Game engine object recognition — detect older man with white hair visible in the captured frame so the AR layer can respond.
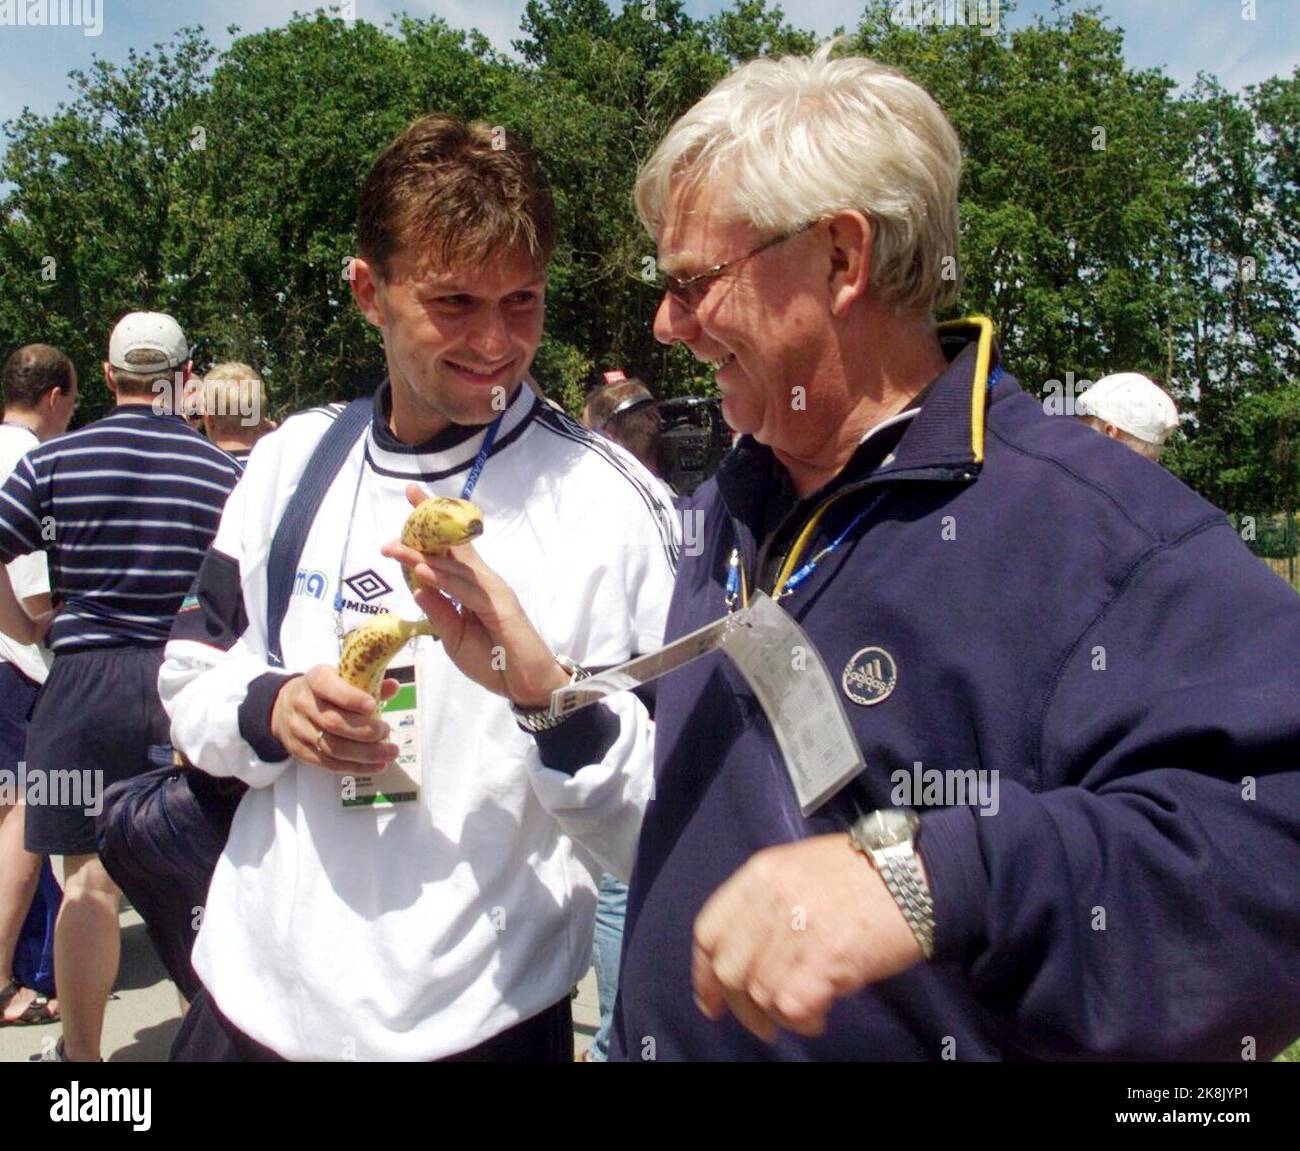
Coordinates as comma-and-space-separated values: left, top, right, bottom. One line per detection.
612, 44, 1300, 1061
409, 45, 1300, 1062
1075, 371, 1179, 462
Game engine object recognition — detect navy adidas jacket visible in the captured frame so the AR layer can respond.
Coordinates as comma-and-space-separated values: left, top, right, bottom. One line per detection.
610, 330, 1300, 1061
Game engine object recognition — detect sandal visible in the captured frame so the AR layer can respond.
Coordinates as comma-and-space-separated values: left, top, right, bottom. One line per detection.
0, 987, 59, 1027
0, 978, 20, 1013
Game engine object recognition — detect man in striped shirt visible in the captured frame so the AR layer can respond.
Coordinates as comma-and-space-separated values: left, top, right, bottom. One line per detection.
0, 312, 240, 1061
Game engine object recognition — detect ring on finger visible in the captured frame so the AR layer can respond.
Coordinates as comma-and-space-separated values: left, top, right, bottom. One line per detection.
315, 728, 328, 755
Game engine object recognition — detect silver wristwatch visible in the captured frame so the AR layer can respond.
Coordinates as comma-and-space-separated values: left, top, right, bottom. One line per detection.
849, 808, 936, 961
510, 656, 591, 733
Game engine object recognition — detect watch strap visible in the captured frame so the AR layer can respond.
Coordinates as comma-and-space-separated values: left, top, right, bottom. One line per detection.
871, 841, 936, 961
511, 657, 591, 733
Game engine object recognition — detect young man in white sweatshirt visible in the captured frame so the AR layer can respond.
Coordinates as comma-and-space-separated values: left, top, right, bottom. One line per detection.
158, 114, 676, 1061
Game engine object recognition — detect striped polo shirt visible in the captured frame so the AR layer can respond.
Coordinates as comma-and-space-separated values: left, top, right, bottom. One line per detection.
0, 403, 241, 651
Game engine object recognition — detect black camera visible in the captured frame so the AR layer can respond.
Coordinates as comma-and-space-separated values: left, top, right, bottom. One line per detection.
657, 396, 730, 495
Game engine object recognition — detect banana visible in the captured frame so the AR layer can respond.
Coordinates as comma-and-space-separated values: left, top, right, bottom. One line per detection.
337, 613, 437, 698
399, 496, 484, 593
402, 495, 483, 552
335, 500, 485, 696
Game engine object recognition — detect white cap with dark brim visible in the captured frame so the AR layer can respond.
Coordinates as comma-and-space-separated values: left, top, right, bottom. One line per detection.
107, 312, 189, 372
1076, 372, 1179, 445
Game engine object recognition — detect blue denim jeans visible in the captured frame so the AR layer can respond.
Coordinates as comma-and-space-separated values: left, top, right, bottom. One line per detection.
590, 872, 627, 1061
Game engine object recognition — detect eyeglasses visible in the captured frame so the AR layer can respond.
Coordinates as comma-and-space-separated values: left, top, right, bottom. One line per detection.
656, 223, 813, 310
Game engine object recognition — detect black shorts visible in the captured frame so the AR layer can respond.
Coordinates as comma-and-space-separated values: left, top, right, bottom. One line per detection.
172, 986, 575, 1062
23, 646, 171, 857
0, 661, 40, 776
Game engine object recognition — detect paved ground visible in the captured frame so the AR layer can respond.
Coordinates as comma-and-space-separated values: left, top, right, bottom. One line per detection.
1, 902, 601, 1062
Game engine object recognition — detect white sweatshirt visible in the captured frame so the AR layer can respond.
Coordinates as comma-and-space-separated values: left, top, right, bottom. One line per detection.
159, 384, 677, 1060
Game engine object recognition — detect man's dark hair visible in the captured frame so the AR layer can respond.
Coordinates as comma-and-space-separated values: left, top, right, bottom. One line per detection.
2, 343, 75, 410
583, 378, 663, 476
607, 403, 664, 476
357, 113, 556, 277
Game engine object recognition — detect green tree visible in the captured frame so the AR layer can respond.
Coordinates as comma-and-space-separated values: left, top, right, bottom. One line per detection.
857, 1, 1189, 396
190, 11, 434, 411
0, 27, 215, 417
1157, 74, 1299, 519
0, 1, 1292, 516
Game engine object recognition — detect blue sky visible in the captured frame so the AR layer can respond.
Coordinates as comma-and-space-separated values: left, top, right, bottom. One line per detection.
0, 0, 1295, 141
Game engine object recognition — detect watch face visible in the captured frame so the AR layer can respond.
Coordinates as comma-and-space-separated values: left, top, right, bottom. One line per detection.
861, 808, 919, 848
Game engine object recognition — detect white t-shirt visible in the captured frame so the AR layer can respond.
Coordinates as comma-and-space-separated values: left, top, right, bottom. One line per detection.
0, 422, 52, 684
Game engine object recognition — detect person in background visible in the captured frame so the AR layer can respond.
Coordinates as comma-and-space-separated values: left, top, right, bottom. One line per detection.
0, 344, 77, 1028
582, 373, 667, 481
201, 362, 277, 465
577, 370, 674, 1062
1075, 372, 1178, 463
0, 312, 240, 1061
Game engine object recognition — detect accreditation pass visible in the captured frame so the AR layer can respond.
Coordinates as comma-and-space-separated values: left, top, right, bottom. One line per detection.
340, 658, 420, 810
551, 591, 863, 815
722, 593, 865, 815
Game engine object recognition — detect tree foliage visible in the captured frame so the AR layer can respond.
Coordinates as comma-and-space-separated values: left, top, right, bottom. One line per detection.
0, 1, 1295, 527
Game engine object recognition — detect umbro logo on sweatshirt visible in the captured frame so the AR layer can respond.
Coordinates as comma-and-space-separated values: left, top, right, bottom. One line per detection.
343, 569, 393, 602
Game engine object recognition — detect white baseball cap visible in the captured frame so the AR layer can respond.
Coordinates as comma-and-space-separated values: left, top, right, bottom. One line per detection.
107, 312, 189, 372
1076, 373, 1179, 445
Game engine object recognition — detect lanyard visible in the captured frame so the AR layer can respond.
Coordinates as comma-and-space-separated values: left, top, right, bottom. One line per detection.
723, 359, 1003, 613
724, 487, 883, 611
775, 489, 890, 598
332, 413, 503, 636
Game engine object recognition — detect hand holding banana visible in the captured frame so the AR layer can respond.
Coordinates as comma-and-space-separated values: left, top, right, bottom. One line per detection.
271, 496, 486, 772
334, 495, 485, 698
381, 483, 569, 710
269, 665, 401, 773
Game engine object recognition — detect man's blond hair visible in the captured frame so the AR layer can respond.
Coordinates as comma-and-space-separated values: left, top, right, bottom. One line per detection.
202, 362, 268, 437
